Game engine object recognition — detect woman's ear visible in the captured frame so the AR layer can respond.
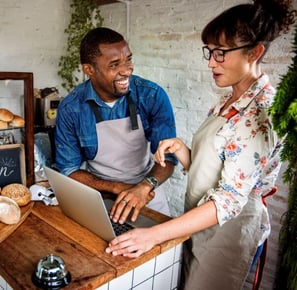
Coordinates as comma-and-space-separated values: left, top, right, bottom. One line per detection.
82, 64, 95, 77
249, 44, 265, 62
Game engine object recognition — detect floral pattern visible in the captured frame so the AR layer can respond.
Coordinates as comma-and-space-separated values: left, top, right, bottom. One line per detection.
200, 74, 283, 240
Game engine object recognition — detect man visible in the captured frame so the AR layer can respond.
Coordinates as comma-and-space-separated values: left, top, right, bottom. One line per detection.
55, 27, 177, 224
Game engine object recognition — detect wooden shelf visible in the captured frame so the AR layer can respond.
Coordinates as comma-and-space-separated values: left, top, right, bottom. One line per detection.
96, 0, 119, 5
96, 0, 131, 5
0, 72, 34, 187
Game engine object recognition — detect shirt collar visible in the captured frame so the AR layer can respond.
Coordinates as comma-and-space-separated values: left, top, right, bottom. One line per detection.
84, 79, 130, 107
221, 73, 271, 112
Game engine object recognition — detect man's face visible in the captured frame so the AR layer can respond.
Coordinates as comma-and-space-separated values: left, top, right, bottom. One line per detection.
86, 40, 134, 102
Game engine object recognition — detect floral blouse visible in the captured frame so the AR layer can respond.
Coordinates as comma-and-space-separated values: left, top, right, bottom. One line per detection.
200, 74, 283, 236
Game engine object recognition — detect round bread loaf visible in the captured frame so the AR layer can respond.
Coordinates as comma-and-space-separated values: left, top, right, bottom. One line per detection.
1, 183, 31, 206
0, 120, 8, 129
0, 108, 14, 122
0, 196, 21, 224
9, 115, 25, 127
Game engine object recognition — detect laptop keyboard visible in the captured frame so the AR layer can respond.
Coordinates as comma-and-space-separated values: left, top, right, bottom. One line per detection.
110, 219, 134, 236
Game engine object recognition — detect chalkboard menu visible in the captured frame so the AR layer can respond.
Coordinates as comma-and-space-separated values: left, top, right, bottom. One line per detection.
0, 144, 26, 188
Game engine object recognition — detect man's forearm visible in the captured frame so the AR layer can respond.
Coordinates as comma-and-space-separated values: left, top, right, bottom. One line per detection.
69, 169, 134, 194
145, 161, 175, 185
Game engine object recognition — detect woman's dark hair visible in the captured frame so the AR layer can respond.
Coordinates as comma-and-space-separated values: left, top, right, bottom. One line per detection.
80, 27, 124, 64
201, 0, 296, 51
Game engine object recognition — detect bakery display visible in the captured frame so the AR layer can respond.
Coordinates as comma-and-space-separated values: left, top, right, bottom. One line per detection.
0, 108, 14, 122
9, 114, 25, 127
1, 183, 31, 207
0, 108, 25, 129
0, 120, 8, 130
0, 196, 21, 224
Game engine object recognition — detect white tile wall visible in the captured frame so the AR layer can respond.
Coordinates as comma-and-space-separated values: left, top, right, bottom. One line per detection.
155, 247, 175, 274
153, 267, 173, 290
133, 277, 153, 290
132, 257, 155, 286
95, 244, 183, 290
0, 276, 12, 290
108, 270, 133, 290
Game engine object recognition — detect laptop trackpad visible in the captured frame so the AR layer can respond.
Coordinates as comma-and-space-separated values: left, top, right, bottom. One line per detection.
104, 199, 157, 228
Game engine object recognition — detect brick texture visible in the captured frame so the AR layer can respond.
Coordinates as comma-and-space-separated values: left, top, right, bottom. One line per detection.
0, 0, 296, 289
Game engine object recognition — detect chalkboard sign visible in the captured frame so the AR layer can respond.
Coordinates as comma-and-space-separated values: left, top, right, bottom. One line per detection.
0, 144, 26, 188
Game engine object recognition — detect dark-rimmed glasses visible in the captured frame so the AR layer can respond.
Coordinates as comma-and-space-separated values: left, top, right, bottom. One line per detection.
202, 44, 255, 63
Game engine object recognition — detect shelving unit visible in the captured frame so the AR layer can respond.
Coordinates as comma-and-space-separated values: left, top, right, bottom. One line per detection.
0, 72, 34, 186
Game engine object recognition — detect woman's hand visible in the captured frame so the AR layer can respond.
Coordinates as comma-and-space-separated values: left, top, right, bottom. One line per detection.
154, 138, 183, 166
154, 138, 191, 170
105, 228, 157, 258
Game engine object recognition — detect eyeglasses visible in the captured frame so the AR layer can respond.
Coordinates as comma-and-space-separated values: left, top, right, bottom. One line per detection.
202, 44, 255, 63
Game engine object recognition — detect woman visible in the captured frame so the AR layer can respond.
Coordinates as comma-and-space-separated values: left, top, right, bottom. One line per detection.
106, 1, 296, 289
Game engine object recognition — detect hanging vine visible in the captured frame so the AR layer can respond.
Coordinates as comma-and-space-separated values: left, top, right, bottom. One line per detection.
58, 0, 104, 92
269, 24, 297, 290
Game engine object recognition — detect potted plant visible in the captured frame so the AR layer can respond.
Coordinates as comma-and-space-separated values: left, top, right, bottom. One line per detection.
58, 0, 104, 92
269, 24, 297, 290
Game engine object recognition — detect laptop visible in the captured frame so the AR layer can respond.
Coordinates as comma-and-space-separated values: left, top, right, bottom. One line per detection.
43, 166, 157, 241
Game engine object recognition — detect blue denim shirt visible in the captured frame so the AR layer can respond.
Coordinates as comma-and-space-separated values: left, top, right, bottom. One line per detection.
55, 75, 177, 176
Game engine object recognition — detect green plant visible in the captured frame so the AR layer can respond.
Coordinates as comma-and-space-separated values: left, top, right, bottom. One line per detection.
58, 0, 104, 92
269, 24, 297, 290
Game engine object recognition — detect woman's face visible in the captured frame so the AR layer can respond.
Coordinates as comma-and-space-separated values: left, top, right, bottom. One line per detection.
206, 43, 254, 89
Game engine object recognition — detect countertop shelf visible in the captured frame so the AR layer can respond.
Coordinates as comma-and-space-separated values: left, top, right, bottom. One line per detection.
0, 200, 188, 289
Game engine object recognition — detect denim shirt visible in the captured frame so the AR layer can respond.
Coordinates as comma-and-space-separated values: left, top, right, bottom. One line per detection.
55, 75, 177, 176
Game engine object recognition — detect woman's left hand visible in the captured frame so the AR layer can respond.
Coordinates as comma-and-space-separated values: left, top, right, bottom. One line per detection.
105, 228, 156, 258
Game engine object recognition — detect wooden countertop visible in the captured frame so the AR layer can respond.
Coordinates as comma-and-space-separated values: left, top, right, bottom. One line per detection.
0, 201, 188, 289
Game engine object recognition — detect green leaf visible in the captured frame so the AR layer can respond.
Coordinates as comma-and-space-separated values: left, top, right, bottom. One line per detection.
58, 0, 104, 92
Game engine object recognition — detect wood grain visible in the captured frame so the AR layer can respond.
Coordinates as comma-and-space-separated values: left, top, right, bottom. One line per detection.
0, 200, 189, 289
0, 214, 115, 289
0, 201, 34, 243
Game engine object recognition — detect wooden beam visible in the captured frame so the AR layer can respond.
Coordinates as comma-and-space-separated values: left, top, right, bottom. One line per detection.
96, 0, 119, 5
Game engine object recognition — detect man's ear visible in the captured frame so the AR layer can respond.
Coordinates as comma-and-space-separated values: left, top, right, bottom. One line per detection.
249, 44, 265, 62
82, 64, 95, 77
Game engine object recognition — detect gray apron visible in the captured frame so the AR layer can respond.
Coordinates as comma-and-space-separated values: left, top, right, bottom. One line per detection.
86, 97, 170, 215
182, 114, 264, 290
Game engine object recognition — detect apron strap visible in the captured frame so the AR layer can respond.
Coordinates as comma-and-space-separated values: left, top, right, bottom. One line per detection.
127, 93, 139, 130
88, 100, 103, 123
87, 93, 139, 130
252, 186, 277, 290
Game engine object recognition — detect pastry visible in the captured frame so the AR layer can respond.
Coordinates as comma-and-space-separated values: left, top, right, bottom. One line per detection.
0, 120, 8, 129
9, 115, 25, 127
1, 183, 31, 206
0, 196, 21, 224
0, 108, 14, 122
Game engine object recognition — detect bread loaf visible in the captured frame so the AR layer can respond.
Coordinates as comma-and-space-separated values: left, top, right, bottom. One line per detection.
9, 115, 25, 127
0, 196, 21, 224
0, 108, 14, 122
1, 183, 31, 206
0, 120, 8, 129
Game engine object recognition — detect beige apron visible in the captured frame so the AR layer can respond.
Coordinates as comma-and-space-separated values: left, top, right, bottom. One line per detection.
181, 114, 264, 290
86, 99, 170, 215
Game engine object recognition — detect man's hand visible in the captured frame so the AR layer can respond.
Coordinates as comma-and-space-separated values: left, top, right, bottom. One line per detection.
109, 182, 155, 224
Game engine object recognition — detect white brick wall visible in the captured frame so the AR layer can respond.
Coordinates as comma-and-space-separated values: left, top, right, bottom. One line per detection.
0, 0, 296, 289
0, 0, 71, 94
99, 1, 296, 289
